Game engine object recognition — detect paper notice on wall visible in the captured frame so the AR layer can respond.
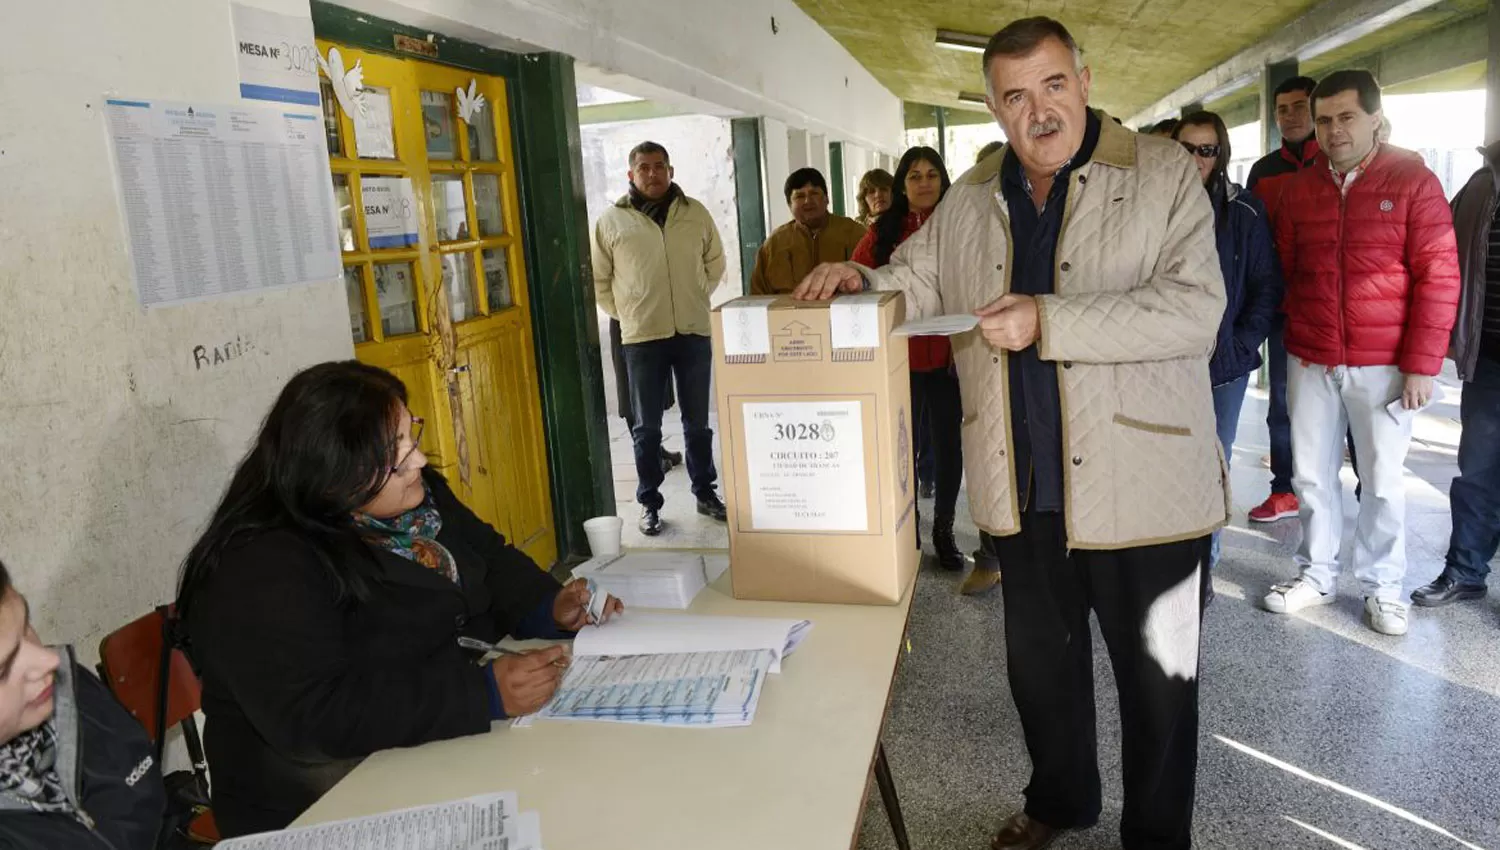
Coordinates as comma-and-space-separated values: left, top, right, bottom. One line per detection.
352, 87, 396, 159
104, 98, 340, 309
742, 401, 868, 531
230, 3, 321, 106
830, 292, 885, 348
361, 177, 419, 248
721, 296, 777, 356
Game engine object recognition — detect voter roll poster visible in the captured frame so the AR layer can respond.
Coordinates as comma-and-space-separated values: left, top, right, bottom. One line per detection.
105, 98, 341, 309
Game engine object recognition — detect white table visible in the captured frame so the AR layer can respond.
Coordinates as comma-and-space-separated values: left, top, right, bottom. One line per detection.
293, 557, 916, 849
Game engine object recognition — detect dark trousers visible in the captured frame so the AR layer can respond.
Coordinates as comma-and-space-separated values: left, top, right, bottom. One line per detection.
1267, 317, 1294, 494
914, 382, 935, 486
984, 514, 1207, 850
622, 333, 716, 509
910, 368, 963, 519
1447, 356, 1500, 585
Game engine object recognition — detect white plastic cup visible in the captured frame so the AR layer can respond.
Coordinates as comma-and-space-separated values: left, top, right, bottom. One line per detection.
583, 516, 624, 557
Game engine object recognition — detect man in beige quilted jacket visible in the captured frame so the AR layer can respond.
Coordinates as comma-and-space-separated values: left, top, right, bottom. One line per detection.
795, 17, 1226, 850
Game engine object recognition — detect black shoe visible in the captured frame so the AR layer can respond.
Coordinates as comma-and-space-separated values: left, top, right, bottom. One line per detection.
932, 515, 964, 571
919, 480, 935, 500
696, 492, 728, 521
639, 506, 663, 536
660, 447, 683, 469
1411, 575, 1486, 607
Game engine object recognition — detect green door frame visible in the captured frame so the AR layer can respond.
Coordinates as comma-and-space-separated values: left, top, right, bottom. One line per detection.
311, 2, 613, 562
730, 117, 767, 295
829, 141, 846, 217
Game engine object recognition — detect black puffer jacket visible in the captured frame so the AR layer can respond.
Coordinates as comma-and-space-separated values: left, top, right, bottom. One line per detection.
0, 650, 166, 850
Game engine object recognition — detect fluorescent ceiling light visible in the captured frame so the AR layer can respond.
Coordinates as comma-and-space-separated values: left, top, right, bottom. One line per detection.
957, 91, 988, 106
936, 29, 987, 54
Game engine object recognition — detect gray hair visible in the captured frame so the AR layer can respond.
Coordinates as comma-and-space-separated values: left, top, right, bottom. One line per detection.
982, 17, 1085, 97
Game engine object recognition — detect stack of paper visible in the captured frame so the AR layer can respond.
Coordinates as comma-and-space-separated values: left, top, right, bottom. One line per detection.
520, 613, 813, 729
571, 552, 730, 610
216, 792, 541, 850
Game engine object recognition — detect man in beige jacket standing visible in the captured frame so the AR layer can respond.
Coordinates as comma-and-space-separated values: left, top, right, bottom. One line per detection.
796, 18, 1226, 850
594, 141, 727, 536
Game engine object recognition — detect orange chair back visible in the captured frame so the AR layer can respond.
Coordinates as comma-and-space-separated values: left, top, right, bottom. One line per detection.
97, 607, 202, 740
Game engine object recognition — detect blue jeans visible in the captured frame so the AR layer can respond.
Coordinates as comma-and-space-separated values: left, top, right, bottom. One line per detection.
622, 334, 717, 509
1210, 374, 1250, 566
1266, 317, 1294, 494
1446, 356, 1500, 585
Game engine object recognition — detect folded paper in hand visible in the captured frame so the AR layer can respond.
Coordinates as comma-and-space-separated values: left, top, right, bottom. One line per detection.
892, 314, 981, 337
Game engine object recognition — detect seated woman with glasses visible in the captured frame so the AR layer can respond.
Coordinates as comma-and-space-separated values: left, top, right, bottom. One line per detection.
1171, 112, 1284, 586
174, 361, 622, 837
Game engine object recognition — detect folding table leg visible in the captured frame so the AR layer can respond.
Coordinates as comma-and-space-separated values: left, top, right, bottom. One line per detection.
874, 740, 911, 850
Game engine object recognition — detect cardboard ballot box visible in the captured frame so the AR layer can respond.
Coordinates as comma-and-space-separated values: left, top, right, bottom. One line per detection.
711, 291, 919, 605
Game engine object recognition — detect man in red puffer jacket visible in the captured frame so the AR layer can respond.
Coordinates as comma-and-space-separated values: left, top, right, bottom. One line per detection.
1261, 70, 1460, 636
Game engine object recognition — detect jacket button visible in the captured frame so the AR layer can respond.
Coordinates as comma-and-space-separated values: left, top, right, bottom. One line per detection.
1063, 361, 1073, 369
454, 615, 465, 628
1072, 455, 1083, 466
992, 355, 1000, 364
1060, 262, 1071, 272
997, 449, 1006, 457
995, 263, 1003, 270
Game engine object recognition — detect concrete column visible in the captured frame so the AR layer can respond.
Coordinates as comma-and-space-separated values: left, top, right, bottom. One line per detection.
809, 133, 829, 174
1262, 59, 1300, 157
762, 118, 792, 230
1488, 0, 1500, 144
787, 127, 811, 171
935, 106, 948, 164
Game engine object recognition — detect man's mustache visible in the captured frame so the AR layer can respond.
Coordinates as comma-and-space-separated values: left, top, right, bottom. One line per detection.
1028, 118, 1063, 138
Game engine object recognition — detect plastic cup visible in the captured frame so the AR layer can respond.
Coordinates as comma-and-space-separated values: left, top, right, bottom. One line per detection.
583, 516, 624, 557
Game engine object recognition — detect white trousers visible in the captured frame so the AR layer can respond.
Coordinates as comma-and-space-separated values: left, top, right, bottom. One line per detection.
1287, 358, 1414, 601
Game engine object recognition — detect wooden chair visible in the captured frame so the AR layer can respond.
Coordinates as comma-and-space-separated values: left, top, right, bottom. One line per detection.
97, 606, 219, 845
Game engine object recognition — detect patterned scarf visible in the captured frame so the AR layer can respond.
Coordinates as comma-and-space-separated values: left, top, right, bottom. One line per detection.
629, 182, 682, 228
354, 494, 460, 585
0, 721, 77, 821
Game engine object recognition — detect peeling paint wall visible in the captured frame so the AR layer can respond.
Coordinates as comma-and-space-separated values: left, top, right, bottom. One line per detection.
580, 115, 742, 419
0, 0, 351, 660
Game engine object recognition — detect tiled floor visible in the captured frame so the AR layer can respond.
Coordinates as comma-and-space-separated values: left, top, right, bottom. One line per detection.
609, 368, 1500, 850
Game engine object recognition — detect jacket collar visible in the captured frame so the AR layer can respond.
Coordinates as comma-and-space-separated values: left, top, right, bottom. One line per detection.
968, 108, 1123, 187
1281, 137, 1320, 167
0, 649, 81, 814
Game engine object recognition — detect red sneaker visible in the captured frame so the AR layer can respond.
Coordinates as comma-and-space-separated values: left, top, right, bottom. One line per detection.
1249, 492, 1300, 523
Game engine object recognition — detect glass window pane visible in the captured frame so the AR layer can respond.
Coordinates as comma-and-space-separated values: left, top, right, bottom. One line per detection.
473, 174, 504, 237
332, 174, 355, 252
321, 80, 343, 156
442, 252, 477, 323
375, 262, 420, 336
421, 91, 458, 160
431, 174, 468, 241
353, 87, 397, 160
482, 248, 512, 311
344, 266, 368, 343
466, 104, 498, 161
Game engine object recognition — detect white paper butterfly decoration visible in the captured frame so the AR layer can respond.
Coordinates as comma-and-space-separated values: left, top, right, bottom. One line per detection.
316, 46, 367, 118
456, 79, 486, 123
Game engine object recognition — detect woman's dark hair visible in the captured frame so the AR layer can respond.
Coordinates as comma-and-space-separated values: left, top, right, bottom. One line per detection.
1173, 110, 1233, 231
0, 558, 10, 599
872, 146, 951, 266
176, 361, 410, 620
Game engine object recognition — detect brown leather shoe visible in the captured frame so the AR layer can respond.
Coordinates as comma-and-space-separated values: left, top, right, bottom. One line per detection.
961, 566, 1001, 596
991, 812, 1058, 850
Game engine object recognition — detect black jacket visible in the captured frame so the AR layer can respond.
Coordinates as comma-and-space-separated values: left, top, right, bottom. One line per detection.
1449, 142, 1500, 381
182, 472, 563, 838
0, 653, 166, 850
1208, 182, 1284, 386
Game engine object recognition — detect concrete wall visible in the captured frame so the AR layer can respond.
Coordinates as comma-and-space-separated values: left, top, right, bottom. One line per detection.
763, 118, 794, 231
0, 0, 351, 657
581, 115, 742, 418
337, 0, 906, 155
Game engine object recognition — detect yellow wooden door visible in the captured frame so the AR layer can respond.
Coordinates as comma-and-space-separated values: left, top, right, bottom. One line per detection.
320, 42, 556, 567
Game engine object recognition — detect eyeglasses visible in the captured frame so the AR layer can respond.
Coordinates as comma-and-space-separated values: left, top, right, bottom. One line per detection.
391, 417, 425, 474
1180, 142, 1221, 158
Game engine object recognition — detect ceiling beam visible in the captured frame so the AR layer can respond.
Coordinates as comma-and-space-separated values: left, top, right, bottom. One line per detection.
1127, 0, 1446, 126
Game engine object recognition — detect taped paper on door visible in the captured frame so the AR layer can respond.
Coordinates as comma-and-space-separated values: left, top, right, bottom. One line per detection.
892, 314, 981, 337
721, 296, 777, 356
742, 400, 868, 531
829, 292, 885, 349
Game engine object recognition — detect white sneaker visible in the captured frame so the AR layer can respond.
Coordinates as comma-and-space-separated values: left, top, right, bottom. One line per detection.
1364, 597, 1409, 636
1263, 578, 1335, 613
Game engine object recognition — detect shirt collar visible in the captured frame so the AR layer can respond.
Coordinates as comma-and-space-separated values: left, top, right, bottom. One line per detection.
1330, 143, 1381, 186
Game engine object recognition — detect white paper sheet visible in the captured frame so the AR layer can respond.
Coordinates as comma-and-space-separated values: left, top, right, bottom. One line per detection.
892, 314, 981, 337
104, 98, 340, 308
741, 400, 868, 532
352, 87, 396, 159
571, 612, 812, 674
721, 296, 777, 356
231, 3, 321, 106
540, 648, 774, 727
215, 792, 535, 850
1385, 382, 1446, 422
361, 176, 419, 248
829, 292, 885, 349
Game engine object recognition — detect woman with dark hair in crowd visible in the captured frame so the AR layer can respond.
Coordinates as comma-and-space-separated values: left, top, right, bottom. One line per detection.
175, 360, 621, 837
855, 168, 893, 229
852, 147, 984, 591
1173, 111, 1284, 590
0, 558, 166, 849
